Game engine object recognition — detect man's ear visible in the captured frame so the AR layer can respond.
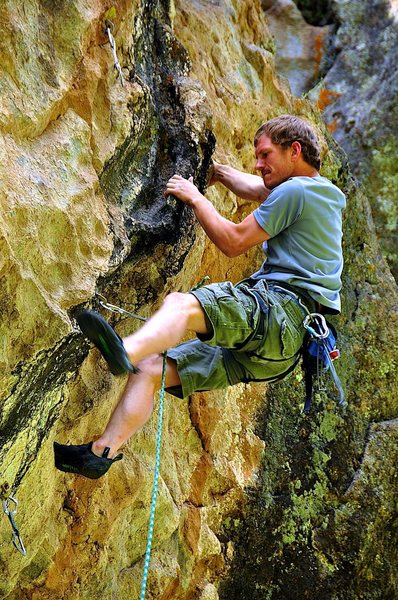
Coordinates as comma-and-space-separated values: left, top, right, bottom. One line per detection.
291, 141, 302, 161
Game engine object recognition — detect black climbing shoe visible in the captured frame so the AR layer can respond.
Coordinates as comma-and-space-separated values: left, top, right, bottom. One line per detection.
54, 441, 123, 480
76, 309, 139, 376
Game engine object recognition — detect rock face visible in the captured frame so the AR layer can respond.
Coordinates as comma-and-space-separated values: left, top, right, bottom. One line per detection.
0, 1, 397, 599
265, 0, 398, 281
311, 0, 398, 177
309, 0, 398, 282
263, 0, 332, 95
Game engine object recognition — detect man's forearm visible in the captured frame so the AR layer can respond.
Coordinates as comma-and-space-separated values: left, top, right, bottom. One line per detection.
190, 193, 239, 257
212, 163, 270, 202
164, 174, 268, 257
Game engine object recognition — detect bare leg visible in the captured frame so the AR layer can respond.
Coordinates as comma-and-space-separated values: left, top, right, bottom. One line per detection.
92, 293, 209, 458
54, 294, 210, 476
123, 292, 209, 364
92, 354, 181, 458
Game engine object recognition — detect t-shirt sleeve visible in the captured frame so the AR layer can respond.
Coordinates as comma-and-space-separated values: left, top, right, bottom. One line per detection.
253, 178, 305, 238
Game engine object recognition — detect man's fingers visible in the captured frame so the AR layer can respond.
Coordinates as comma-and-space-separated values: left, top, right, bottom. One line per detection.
165, 174, 197, 201
165, 178, 176, 197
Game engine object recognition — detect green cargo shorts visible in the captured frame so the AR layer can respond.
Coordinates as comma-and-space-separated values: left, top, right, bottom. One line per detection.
166, 279, 311, 399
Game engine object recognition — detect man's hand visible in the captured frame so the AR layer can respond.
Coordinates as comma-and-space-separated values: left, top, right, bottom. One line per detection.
206, 161, 220, 187
165, 175, 202, 206
165, 171, 270, 257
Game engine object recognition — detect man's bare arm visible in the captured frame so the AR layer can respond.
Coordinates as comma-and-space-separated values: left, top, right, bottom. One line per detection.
165, 175, 270, 257
209, 161, 270, 202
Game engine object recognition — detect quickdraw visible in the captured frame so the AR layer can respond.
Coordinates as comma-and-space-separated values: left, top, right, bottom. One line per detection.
302, 313, 346, 414
1, 484, 26, 556
104, 20, 124, 87
96, 292, 147, 322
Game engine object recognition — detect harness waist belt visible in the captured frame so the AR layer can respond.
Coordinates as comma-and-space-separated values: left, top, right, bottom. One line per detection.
266, 282, 316, 314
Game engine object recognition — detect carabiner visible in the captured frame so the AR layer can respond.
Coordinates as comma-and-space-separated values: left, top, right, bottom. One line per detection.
2, 496, 27, 556
303, 313, 329, 339
95, 291, 147, 322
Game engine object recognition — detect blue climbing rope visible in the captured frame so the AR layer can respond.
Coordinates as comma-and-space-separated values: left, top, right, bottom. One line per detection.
95, 292, 167, 597
139, 351, 167, 600
96, 281, 210, 598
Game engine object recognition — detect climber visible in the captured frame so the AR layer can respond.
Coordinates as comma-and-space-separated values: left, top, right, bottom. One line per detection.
54, 114, 346, 479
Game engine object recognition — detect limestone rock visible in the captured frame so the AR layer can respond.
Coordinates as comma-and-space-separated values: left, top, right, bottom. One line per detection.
0, 1, 397, 599
263, 0, 332, 95
307, 0, 398, 280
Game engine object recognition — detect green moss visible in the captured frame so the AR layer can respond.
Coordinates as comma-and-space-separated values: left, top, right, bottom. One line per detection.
318, 411, 343, 443
262, 36, 276, 55
365, 137, 398, 279
104, 5, 117, 21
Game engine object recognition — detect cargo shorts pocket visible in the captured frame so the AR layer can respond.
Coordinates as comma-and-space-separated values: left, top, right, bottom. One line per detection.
279, 317, 304, 359
193, 282, 258, 349
248, 298, 304, 361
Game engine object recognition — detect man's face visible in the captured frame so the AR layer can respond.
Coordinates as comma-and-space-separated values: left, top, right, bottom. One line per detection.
254, 134, 294, 189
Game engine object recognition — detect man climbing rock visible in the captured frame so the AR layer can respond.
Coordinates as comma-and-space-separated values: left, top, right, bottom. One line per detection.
54, 115, 346, 479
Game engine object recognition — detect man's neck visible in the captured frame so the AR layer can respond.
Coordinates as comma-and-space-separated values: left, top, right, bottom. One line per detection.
292, 161, 319, 178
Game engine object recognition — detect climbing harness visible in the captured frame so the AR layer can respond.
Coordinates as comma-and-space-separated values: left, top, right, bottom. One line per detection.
104, 20, 124, 87
249, 283, 345, 413
1, 485, 26, 556
302, 313, 346, 414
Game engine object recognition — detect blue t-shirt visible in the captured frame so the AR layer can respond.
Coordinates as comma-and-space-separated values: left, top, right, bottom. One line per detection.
251, 176, 346, 313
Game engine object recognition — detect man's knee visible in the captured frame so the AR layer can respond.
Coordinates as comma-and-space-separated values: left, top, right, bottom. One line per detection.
162, 292, 208, 333
162, 291, 192, 311
135, 354, 164, 382
133, 354, 181, 388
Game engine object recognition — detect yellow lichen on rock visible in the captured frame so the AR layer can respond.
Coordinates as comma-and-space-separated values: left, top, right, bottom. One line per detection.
0, 109, 113, 374
0, 1, 278, 598
2, 0, 397, 599
175, 0, 291, 169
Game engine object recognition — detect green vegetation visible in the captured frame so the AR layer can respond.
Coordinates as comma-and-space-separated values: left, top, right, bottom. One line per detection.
366, 138, 398, 280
